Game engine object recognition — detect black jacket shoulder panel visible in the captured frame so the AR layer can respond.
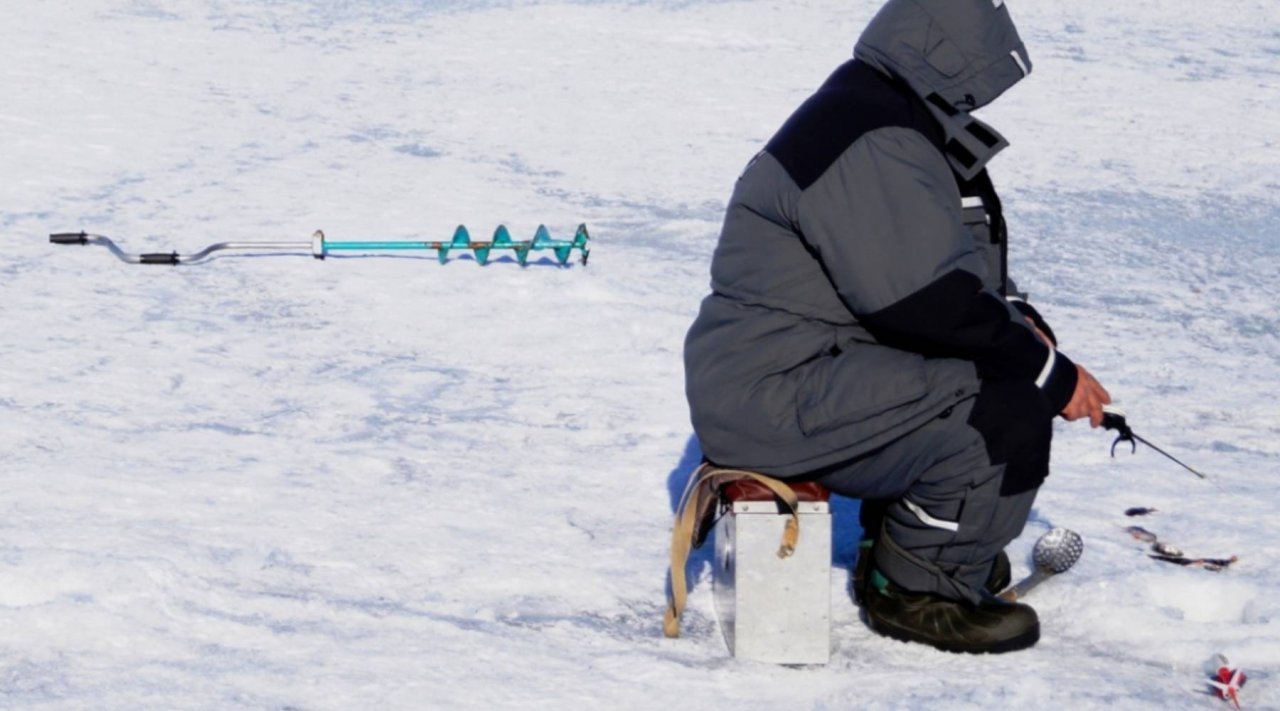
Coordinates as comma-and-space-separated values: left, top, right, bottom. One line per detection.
765, 60, 946, 191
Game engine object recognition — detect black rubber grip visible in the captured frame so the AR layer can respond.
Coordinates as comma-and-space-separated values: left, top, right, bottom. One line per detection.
49, 232, 88, 244
140, 252, 180, 265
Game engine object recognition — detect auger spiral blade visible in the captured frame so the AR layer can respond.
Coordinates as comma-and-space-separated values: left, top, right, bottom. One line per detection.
440, 225, 471, 264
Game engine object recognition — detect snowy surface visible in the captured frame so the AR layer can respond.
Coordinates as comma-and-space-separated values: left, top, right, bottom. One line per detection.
2, 0, 1279, 708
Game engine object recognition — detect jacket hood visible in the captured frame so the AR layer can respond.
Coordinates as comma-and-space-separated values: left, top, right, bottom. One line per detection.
854, 0, 1032, 179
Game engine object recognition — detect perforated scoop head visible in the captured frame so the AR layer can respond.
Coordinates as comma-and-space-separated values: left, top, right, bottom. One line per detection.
1033, 527, 1084, 574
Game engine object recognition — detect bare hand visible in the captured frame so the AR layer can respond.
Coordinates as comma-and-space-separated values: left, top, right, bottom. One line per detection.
1061, 364, 1111, 427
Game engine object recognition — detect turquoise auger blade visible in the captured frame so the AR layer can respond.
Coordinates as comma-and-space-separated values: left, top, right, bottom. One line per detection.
479, 225, 512, 266
50, 225, 590, 266
441, 225, 469, 264
471, 226, 496, 266
514, 239, 532, 266
572, 224, 591, 266
532, 225, 552, 248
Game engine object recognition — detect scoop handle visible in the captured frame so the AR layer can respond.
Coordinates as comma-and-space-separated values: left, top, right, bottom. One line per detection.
997, 568, 1051, 602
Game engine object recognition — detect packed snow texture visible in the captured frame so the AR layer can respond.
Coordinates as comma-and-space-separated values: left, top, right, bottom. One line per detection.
2, 0, 1278, 708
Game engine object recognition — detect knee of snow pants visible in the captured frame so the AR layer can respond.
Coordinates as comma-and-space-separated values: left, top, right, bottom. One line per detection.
814, 381, 1054, 604
870, 380, 1053, 603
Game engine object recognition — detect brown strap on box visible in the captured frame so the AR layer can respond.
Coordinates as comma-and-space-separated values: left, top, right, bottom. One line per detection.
663, 463, 801, 638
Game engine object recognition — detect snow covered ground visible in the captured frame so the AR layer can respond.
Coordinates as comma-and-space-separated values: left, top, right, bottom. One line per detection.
2, 0, 1278, 708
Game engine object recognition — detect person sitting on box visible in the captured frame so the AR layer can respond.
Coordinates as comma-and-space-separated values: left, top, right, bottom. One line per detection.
683, 0, 1111, 654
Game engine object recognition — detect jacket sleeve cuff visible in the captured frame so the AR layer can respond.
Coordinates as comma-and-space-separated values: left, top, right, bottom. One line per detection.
1008, 298, 1057, 346
1038, 348, 1077, 415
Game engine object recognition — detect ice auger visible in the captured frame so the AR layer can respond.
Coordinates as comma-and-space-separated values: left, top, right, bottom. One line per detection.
49, 224, 590, 267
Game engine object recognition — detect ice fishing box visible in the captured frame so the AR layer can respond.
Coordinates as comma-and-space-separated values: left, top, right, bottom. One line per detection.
713, 479, 832, 665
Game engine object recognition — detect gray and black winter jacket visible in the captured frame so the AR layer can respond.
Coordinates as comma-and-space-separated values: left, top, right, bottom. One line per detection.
684, 0, 1078, 476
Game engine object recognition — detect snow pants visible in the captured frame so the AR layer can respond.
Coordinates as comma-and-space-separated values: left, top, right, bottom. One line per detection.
815, 379, 1053, 604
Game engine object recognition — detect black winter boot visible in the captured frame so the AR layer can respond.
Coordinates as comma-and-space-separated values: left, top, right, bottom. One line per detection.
986, 548, 1012, 594
853, 544, 1012, 605
863, 572, 1040, 654
852, 539, 876, 606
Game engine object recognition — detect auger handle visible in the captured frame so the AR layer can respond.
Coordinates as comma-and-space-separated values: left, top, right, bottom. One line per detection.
50, 232, 89, 244
140, 252, 180, 265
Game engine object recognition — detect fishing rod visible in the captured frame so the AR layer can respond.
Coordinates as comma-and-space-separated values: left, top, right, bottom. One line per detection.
1101, 404, 1208, 479
49, 223, 591, 267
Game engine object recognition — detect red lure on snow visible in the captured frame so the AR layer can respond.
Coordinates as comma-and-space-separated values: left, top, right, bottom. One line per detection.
1207, 657, 1247, 709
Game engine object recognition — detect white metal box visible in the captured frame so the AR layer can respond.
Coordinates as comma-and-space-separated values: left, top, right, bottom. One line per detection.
713, 497, 832, 664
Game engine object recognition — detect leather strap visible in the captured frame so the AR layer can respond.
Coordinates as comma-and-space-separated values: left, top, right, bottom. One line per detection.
664, 463, 802, 638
